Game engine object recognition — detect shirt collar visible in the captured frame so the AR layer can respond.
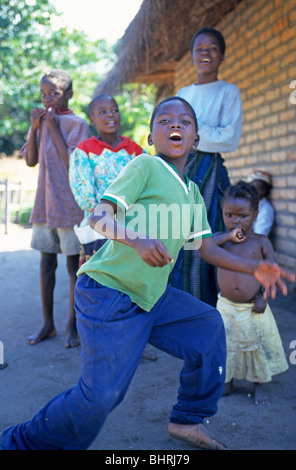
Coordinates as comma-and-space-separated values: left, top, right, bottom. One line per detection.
154, 156, 191, 194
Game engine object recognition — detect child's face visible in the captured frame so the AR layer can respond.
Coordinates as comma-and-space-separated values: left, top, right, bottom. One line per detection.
191, 33, 224, 76
90, 97, 120, 137
223, 197, 258, 235
148, 100, 199, 163
40, 77, 72, 109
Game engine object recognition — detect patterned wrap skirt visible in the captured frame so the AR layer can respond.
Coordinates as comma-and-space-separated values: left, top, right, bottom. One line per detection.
169, 150, 230, 306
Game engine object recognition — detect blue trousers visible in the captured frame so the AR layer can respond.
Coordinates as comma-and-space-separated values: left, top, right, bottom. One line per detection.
0, 274, 226, 450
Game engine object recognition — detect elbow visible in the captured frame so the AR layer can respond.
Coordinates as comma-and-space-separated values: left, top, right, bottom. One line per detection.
26, 160, 37, 168
25, 154, 38, 167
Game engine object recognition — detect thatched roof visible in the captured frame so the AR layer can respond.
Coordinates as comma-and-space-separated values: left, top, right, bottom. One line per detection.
95, 0, 243, 97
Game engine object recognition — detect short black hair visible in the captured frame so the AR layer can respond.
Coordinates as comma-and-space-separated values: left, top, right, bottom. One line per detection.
88, 94, 118, 116
41, 69, 72, 92
222, 180, 259, 212
150, 96, 198, 132
190, 27, 226, 55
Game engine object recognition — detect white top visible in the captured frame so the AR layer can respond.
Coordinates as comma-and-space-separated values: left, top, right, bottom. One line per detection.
177, 80, 242, 153
253, 197, 275, 236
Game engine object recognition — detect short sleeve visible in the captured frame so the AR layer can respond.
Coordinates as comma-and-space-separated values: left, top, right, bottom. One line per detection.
102, 157, 146, 211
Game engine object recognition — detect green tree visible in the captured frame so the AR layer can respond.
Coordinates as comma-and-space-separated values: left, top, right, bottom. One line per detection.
114, 83, 156, 151
0, 0, 113, 154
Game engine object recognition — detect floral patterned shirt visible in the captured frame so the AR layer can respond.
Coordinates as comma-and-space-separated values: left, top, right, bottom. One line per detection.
69, 136, 147, 217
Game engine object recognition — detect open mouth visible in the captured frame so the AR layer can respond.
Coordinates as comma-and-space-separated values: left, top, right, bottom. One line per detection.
105, 120, 117, 128
200, 58, 211, 64
169, 131, 182, 142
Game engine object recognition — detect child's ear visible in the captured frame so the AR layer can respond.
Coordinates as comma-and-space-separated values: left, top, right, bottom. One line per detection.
147, 133, 153, 146
194, 134, 200, 149
254, 210, 259, 221
66, 90, 73, 101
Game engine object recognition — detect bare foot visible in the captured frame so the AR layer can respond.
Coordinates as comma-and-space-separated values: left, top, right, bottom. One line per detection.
142, 348, 157, 361
65, 325, 80, 349
26, 325, 57, 345
168, 422, 228, 450
253, 383, 269, 406
223, 380, 234, 396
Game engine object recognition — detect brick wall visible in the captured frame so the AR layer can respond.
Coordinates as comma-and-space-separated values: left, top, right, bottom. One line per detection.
174, 0, 296, 273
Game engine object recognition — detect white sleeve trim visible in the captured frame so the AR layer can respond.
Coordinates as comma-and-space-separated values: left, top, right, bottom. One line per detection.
103, 192, 129, 210
187, 229, 212, 241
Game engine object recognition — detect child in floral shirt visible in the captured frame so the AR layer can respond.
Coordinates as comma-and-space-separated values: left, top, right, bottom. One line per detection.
69, 94, 147, 264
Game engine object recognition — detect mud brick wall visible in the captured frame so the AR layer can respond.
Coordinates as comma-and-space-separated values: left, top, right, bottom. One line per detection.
174, 0, 296, 273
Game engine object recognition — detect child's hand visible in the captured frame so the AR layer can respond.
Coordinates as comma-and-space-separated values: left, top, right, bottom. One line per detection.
229, 228, 245, 243
30, 107, 47, 131
134, 238, 174, 267
43, 106, 58, 130
253, 261, 295, 299
251, 295, 267, 313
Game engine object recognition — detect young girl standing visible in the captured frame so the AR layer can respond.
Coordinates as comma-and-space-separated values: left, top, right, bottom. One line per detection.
214, 181, 288, 405
69, 95, 155, 360
170, 27, 242, 306
69, 94, 146, 266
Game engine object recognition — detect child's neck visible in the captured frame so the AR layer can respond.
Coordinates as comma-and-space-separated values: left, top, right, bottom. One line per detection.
98, 134, 122, 149
195, 72, 219, 85
158, 154, 186, 182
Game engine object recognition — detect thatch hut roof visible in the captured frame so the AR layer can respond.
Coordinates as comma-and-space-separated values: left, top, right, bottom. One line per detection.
95, 0, 243, 97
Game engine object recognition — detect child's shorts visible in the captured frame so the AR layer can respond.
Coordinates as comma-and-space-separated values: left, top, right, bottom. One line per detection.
31, 223, 80, 256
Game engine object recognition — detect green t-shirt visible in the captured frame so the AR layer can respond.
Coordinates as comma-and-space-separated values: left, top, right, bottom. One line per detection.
77, 154, 212, 311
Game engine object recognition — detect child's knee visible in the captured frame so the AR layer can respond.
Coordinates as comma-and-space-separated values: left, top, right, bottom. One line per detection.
66, 254, 79, 277
40, 253, 57, 275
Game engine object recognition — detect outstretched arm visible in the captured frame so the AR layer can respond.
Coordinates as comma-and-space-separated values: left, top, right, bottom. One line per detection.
198, 236, 295, 299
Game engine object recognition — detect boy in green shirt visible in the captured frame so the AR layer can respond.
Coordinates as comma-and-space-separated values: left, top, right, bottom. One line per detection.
1, 97, 293, 451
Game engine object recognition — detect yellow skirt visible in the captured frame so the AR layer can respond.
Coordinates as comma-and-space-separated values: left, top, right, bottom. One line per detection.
217, 294, 288, 384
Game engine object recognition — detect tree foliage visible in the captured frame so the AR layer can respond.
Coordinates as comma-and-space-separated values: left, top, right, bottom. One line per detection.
114, 83, 156, 151
0, 0, 113, 154
0, 0, 156, 155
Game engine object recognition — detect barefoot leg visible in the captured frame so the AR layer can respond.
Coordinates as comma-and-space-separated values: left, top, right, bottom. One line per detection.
65, 255, 80, 348
168, 422, 228, 450
223, 379, 234, 396
27, 252, 57, 345
253, 382, 269, 406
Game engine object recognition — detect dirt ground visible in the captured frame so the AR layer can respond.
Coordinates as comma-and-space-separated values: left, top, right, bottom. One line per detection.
0, 223, 295, 451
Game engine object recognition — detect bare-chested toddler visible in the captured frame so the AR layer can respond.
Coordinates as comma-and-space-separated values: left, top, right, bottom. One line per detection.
213, 181, 289, 405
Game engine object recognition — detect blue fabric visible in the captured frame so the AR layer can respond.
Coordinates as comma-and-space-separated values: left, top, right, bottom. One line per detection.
0, 274, 226, 450
169, 150, 230, 306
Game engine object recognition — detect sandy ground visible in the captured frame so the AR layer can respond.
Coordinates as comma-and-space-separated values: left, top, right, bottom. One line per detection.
0, 223, 295, 451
